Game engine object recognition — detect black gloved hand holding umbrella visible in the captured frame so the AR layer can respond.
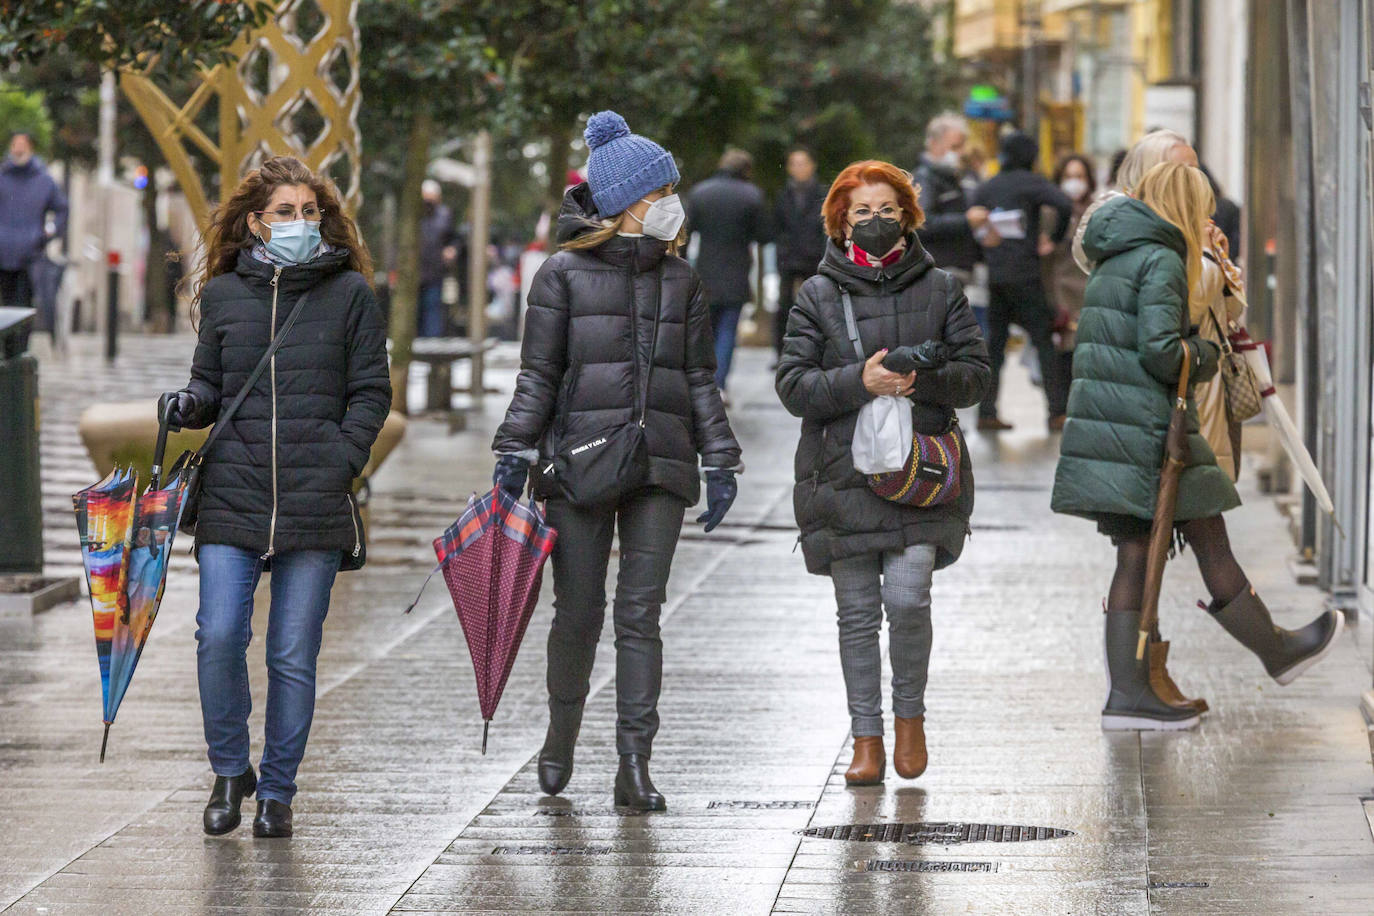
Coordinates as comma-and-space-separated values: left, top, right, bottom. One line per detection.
882, 340, 949, 374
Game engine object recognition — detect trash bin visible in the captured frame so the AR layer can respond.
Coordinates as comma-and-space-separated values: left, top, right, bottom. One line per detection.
0, 308, 42, 574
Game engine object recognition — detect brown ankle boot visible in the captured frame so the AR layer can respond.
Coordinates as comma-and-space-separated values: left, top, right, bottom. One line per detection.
1148, 639, 1209, 713
845, 736, 885, 786
893, 716, 928, 779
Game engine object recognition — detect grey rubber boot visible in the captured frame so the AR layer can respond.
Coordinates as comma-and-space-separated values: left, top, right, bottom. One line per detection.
1207, 585, 1344, 685
1101, 611, 1201, 731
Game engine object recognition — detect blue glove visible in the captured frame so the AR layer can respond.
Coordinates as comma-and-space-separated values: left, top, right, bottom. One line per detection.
696, 469, 737, 533
493, 455, 529, 497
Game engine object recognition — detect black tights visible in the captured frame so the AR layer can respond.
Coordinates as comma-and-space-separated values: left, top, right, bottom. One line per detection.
1106, 515, 1249, 616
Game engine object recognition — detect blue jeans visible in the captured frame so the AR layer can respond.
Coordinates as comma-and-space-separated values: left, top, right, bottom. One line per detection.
195, 544, 340, 805
418, 281, 445, 337
709, 301, 744, 391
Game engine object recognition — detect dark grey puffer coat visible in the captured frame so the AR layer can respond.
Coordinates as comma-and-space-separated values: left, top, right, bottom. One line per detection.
492, 184, 741, 503
182, 249, 391, 563
777, 237, 991, 575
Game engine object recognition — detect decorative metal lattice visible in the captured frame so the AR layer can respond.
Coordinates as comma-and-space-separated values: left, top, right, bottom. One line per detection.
121, 0, 361, 225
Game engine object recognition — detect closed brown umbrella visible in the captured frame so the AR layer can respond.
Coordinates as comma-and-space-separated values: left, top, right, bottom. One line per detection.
1137, 343, 1193, 660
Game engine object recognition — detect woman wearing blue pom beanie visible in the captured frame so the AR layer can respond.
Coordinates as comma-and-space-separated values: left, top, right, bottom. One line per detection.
491, 111, 742, 811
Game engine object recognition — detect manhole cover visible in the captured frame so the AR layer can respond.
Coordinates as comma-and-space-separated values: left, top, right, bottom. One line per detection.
860, 859, 998, 873
491, 845, 610, 855
802, 822, 1074, 845
708, 800, 815, 810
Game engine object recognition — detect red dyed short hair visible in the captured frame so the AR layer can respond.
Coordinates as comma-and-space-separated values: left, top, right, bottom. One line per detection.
823, 160, 925, 242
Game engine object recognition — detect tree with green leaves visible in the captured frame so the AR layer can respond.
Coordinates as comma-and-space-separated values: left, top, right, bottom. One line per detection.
0, 1, 274, 73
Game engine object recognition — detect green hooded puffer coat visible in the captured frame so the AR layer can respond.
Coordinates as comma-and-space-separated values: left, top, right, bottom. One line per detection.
1051, 196, 1240, 524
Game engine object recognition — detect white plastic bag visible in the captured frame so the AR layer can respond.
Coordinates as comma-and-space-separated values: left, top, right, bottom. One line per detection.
851, 395, 913, 474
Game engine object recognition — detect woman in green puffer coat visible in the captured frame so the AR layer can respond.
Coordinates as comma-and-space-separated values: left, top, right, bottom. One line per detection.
1051, 162, 1341, 732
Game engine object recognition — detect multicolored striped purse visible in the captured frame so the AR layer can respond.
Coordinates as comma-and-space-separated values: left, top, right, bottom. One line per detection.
838, 282, 964, 508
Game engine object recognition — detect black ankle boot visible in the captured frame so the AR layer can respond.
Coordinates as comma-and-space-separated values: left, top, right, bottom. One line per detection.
203, 767, 256, 836
613, 753, 666, 811
537, 700, 584, 796
1208, 585, 1344, 684
1101, 611, 1201, 731
252, 799, 293, 838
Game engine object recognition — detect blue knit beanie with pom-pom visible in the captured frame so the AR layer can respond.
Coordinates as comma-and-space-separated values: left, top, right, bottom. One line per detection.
583, 111, 680, 217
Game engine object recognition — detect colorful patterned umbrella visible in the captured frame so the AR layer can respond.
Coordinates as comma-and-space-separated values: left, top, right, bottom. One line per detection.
408, 487, 557, 753
73, 417, 190, 761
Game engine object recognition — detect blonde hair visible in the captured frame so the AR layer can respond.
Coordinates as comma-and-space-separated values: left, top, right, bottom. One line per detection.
1135, 161, 1215, 297
1116, 129, 1190, 195
561, 185, 682, 255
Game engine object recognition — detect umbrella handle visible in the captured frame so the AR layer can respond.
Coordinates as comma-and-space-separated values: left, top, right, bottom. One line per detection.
151, 396, 173, 491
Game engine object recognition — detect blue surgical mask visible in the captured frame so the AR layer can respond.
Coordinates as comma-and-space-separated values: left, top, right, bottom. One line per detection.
261, 219, 322, 265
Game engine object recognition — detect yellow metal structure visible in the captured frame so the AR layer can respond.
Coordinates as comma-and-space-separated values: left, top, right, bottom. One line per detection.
119, 0, 361, 226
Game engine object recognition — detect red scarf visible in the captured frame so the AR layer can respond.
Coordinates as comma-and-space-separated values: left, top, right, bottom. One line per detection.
847, 241, 904, 268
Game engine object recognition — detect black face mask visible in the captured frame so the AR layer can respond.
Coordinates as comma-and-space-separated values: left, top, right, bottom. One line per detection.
849, 216, 904, 257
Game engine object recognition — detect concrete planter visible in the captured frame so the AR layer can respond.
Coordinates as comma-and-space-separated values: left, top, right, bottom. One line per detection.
0, 575, 82, 617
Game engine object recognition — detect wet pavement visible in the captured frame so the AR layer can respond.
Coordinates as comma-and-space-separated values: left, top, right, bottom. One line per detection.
3, 335, 1373, 914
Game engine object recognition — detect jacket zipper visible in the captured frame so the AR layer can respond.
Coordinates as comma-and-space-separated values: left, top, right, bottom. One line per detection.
628, 255, 643, 425
346, 492, 361, 558
263, 266, 283, 560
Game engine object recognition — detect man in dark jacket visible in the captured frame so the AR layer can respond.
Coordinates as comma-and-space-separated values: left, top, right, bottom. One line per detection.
685, 148, 771, 396
772, 146, 827, 360
0, 132, 67, 311
417, 179, 457, 337
971, 131, 1073, 431
913, 113, 992, 281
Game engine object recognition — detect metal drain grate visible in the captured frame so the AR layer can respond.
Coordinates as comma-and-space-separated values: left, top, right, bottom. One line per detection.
860, 859, 998, 873
491, 845, 611, 856
707, 800, 815, 810
803, 822, 1074, 845
533, 807, 642, 818
1149, 881, 1209, 889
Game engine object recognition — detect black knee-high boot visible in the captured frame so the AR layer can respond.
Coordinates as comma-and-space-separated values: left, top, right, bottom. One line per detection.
1101, 611, 1201, 731
1206, 585, 1343, 685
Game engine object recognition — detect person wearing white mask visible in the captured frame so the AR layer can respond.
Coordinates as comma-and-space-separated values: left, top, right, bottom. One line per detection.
491, 111, 741, 812
913, 112, 996, 335
1043, 153, 1098, 407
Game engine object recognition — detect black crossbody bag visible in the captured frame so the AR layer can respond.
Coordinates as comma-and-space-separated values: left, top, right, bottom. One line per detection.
535, 270, 661, 507
169, 289, 313, 536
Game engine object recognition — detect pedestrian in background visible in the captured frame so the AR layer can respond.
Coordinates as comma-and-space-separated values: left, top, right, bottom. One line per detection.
913, 112, 995, 331
162, 155, 391, 838
971, 131, 1072, 432
772, 145, 827, 364
1052, 161, 1341, 731
1043, 153, 1097, 393
1200, 164, 1242, 260
777, 160, 990, 786
0, 131, 67, 314
493, 112, 741, 812
418, 178, 458, 338
685, 147, 771, 401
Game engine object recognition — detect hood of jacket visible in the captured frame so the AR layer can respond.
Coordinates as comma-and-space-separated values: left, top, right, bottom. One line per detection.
233, 245, 352, 297
1081, 195, 1186, 264
554, 181, 670, 272
817, 232, 935, 297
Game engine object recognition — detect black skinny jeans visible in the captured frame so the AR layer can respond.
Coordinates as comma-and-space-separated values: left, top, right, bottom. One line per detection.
543, 487, 686, 757
979, 280, 1068, 419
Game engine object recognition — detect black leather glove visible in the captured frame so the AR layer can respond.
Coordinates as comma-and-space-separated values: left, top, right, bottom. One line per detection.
158, 389, 198, 431
882, 340, 949, 374
696, 469, 737, 533
493, 455, 529, 497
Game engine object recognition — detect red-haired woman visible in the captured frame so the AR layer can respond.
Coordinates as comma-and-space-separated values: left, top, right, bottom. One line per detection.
160, 156, 391, 838
776, 160, 990, 785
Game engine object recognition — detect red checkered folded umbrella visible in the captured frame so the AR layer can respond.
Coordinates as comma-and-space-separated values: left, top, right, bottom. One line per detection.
406, 487, 557, 752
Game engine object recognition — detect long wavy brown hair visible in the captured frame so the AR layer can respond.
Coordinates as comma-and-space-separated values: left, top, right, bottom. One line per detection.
189, 156, 372, 324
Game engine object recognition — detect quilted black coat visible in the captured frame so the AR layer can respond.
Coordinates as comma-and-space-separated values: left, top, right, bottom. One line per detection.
492, 184, 741, 504
181, 248, 391, 563
776, 236, 991, 575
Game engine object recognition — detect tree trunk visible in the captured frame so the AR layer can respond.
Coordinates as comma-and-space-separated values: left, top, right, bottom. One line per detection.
544, 121, 573, 219
387, 110, 434, 414
142, 185, 171, 332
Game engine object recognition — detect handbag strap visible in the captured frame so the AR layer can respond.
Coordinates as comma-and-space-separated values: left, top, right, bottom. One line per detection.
837, 283, 865, 362
638, 266, 663, 426
198, 287, 313, 457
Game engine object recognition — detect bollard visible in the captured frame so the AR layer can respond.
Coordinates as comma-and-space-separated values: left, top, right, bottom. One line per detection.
105, 250, 120, 363
0, 308, 43, 574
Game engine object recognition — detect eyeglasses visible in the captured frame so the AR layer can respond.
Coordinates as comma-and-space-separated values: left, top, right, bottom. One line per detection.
849, 205, 901, 221
255, 204, 324, 222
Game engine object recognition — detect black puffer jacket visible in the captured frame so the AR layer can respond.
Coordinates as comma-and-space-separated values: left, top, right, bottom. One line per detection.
777, 237, 991, 574
493, 185, 741, 504
182, 249, 391, 563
